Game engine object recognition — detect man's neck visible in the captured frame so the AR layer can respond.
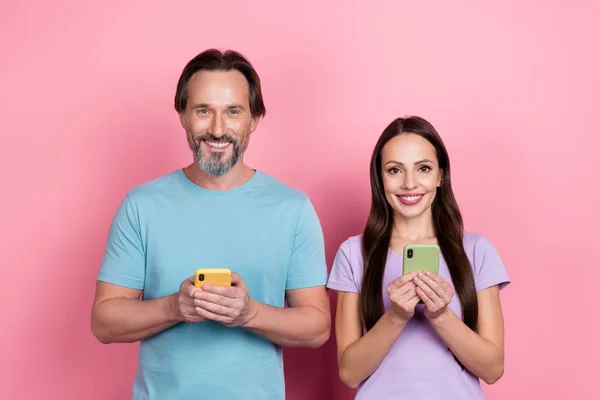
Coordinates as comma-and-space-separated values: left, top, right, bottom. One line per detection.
183, 161, 255, 191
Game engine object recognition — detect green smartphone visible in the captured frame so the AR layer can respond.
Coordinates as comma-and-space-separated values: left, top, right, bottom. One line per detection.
402, 243, 440, 275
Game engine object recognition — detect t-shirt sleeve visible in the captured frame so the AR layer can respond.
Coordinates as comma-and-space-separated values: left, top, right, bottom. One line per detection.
326, 240, 360, 293
285, 196, 328, 290
472, 235, 510, 292
97, 193, 146, 290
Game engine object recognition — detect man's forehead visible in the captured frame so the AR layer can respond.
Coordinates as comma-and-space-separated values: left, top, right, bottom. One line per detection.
188, 70, 250, 97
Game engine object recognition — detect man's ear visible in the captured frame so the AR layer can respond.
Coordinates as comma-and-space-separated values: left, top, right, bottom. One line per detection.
179, 113, 186, 129
249, 116, 260, 134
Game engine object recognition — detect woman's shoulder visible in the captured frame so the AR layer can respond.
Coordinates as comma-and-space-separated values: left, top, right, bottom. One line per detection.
335, 234, 364, 263
338, 233, 363, 251
462, 231, 499, 254
462, 231, 510, 290
462, 231, 503, 268
327, 234, 365, 292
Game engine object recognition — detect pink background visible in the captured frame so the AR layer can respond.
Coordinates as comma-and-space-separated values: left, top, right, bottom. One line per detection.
1, 1, 598, 399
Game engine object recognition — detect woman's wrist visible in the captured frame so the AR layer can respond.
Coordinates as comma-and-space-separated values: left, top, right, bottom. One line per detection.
384, 308, 411, 329
426, 307, 452, 328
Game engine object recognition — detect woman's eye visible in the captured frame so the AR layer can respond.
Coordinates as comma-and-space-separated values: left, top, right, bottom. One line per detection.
419, 165, 431, 172
389, 167, 400, 174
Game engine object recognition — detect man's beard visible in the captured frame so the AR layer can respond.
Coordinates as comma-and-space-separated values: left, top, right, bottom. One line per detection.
190, 133, 248, 177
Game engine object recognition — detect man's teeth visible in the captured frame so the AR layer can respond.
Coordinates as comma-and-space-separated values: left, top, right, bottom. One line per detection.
206, 141, 230, 148
401, 195, 422, 201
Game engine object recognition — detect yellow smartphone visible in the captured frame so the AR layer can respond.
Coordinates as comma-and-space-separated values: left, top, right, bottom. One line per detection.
193, 268, 232, 288
402, 244, 440, 275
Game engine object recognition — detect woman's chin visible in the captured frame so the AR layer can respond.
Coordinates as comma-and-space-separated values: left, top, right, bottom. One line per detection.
392, 202, 433, 220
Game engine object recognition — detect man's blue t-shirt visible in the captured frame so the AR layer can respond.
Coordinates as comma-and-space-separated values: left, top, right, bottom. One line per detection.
97, 169, 328, 400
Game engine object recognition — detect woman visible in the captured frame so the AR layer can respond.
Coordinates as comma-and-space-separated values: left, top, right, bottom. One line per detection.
327, 116, 510, 399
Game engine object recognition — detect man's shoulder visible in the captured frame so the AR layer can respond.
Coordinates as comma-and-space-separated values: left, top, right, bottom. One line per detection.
124, 169, 181, 203
256, 170, 311, 204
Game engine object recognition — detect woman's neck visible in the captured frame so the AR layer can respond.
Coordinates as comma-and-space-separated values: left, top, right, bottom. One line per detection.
392, 210, 436, 242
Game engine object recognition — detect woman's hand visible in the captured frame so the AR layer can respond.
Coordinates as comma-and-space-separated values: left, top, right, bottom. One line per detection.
386, 270, 421, 323
413, 271, 455, 320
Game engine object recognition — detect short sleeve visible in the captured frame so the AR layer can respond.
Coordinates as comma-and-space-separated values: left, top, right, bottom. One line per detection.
97, 193, 146, 290
326, 240, 360, 293
472, 235, 510, 292
285, 197, 328, 290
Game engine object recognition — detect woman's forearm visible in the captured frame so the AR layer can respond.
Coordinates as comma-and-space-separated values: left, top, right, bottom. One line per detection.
338, 310, 409, 388
429, 309, 504, 384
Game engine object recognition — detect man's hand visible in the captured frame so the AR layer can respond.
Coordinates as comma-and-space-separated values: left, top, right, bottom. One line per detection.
172, 276, 206, 323
193, 272, 257, 327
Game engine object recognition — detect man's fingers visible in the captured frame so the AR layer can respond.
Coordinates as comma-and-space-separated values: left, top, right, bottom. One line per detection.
195, 299, 235, 317
195, 307, 230, 324
194, 291, 237, 308
231, 272, 245, 287
182, 277, 198, 298
201, 284, 239, 298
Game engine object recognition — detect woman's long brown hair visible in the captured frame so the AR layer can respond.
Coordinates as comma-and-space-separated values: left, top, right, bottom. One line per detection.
360, 116, 478, 341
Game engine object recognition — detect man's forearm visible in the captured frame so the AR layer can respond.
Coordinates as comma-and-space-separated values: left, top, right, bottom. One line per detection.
91, 294, 182, 344
242, 299, 330, 348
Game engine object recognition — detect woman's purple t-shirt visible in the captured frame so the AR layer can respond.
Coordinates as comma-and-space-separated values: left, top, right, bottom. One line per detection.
326, 232, 510, 400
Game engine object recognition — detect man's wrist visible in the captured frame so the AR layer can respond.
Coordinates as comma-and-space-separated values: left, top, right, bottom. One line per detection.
165, 293, 183, 323
241, 299, 262, 329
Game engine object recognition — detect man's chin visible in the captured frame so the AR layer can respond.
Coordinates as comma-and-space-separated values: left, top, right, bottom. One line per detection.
195, 159, 235, 177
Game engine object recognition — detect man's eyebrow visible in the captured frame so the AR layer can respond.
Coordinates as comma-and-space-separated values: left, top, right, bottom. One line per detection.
190, 103, 246, 109
191, 103, 210, 109
226, 104, 245, 109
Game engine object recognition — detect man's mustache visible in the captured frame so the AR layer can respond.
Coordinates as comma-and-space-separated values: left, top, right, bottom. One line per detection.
195, 134, 237, 144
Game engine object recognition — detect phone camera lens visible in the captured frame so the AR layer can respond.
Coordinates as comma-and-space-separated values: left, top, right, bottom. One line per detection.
199, 274, 205, 281
407, 249, 413, 259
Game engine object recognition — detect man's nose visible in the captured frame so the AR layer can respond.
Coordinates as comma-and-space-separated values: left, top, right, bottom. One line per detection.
210, 114, 225, 137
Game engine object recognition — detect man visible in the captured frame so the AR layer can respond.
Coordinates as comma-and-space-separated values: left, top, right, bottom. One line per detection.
91, 49, 331, 399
